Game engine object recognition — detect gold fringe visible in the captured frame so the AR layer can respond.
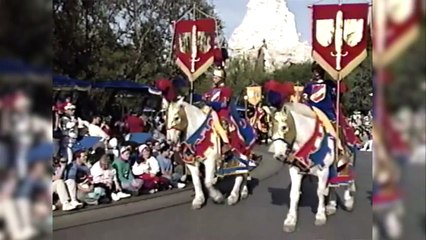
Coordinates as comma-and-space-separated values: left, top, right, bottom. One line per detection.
192, 57, 214, 81
313, 51, 340, 80
339, 49, 368, 79
313, 49, 368, 81
176, 57, 214, 82
176, 58, 193, 81
373, 24, 420, 68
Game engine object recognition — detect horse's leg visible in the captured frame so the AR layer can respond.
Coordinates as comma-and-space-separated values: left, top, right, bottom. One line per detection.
343, 183, 355, 211
204, 157, 224, 204
240, 174, 249, 200
384, 208, 403, 239
344, 153, 356, 211
326, 187, 338, 215
227, 174, 243, 205
372, 223, 379, 240
315, 167, 329, 226
283, 166, 303, 233
186, 163, 205, 209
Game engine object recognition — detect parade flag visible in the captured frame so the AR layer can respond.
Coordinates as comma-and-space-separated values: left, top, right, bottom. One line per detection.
372, 0, 422, 67
173, 18, 217, 82
312, 3, 370, 80
245, 86, 262, 106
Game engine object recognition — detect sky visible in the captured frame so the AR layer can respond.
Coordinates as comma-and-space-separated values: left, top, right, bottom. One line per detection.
212, 0, 370, 42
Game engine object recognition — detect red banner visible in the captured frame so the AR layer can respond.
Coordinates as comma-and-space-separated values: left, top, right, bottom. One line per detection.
312, 4, 370, 80
372, 0, 422, 67
173, 19, 217, 82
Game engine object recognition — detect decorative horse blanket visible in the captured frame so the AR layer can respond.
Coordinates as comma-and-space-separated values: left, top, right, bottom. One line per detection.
181, 110, 257, 177
289, 115, 354, 187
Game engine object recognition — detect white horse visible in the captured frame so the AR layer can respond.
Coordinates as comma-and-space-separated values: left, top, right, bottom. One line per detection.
269, 102, 356, 232
163, 98, 249, 209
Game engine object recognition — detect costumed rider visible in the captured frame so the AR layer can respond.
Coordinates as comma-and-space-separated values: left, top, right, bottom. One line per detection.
302, 63, 359, 154
202, 67, 262, 163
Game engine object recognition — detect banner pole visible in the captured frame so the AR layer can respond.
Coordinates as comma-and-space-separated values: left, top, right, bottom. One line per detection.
188, 3, 196, 105
244, 95, 248, 120
336, 75, 341, 162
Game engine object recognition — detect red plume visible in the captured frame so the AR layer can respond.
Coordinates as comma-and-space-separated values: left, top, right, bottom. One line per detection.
264, 80, 281, 92
156, 78, 171, 92
279, 82, 295, 97
155, 78, 176, 102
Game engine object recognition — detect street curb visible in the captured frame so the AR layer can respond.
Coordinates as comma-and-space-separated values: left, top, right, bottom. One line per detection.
53, 146, 283, 231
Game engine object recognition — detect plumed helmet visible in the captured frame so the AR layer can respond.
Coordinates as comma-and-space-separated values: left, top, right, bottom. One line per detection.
213, 67, 226, 79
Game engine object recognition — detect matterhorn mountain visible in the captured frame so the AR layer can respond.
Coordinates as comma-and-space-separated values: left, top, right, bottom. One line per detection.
228, 0, 312, 71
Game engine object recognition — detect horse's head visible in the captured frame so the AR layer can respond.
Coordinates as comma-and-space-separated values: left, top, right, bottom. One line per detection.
269, 106, 295, 162
163, 97, 188, 144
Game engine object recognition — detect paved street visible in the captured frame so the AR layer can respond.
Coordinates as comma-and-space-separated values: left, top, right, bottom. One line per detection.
53, 151, 382, 240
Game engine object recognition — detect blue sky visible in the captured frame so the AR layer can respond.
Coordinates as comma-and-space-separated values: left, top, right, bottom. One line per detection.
212, 0, 370, 42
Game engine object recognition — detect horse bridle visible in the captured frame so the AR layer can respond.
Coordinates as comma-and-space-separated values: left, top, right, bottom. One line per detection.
166, 105, 188, 143
271, 109, 297, 162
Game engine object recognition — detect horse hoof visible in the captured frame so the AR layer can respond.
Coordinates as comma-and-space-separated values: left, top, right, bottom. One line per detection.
344, 199, 355, 212
227, 195, 239, 206
315, 218, 327, 226
241, 191, 249, 200
213, 195, 225, 204
326, 206, 337, 216
283, 224, 296, 233
192, 203, 202, 210
350, 183, 357, 192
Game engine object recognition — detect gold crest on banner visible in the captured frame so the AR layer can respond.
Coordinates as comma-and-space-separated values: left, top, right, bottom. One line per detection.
246, 86, 262, 106
290, 86, 305, 103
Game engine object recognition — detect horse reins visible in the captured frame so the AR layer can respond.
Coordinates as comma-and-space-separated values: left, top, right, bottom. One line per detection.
166, 105, 188, 143
271, 110, 297, 162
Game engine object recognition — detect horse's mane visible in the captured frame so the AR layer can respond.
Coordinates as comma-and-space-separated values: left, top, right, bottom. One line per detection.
283, 102, 316, 119
179, 101, 209, 140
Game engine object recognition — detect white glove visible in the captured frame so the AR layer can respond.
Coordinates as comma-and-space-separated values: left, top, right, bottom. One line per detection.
66, 121, 76, 129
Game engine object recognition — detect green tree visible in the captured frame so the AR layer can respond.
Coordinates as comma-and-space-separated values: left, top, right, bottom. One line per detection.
53, 0, 222, 82
385, 22, 426, 112
0, 0, 51, 65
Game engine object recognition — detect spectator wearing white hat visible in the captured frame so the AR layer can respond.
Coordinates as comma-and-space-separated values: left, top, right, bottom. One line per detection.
132, 144, 164, 193
112, 146, 143, 196
60, 103, 78, 163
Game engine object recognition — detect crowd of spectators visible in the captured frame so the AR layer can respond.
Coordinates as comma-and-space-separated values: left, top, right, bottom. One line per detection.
52, 96, 187, 212
1, 89, 52, 239
348, 111, 373, 151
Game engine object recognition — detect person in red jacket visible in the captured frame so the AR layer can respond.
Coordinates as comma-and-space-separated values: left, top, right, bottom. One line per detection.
125, 110, 145, 133
202, 67, 233, 133
203, 68, 261, 162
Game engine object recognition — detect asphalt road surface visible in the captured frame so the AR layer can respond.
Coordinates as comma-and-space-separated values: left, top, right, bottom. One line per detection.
53, 151, 383, 240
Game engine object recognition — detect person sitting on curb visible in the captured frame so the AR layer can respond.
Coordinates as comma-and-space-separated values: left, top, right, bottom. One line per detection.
156, 142, 185, 189
75, 171, 98, 205
91, 154, 131, 202
112, 146, 143, 196
132, 144, 171, 193
63, 150, 90, 208
52, 157, 77, 211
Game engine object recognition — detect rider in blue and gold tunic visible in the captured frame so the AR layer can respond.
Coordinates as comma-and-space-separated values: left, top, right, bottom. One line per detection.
302, 63, 360, 149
